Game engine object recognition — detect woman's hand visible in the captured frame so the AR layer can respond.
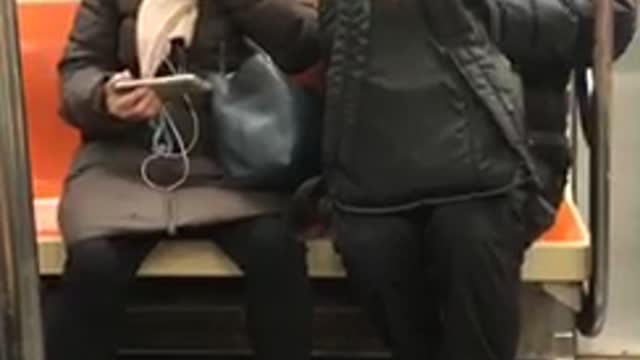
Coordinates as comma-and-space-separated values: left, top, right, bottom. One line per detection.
105, 71, 163, 121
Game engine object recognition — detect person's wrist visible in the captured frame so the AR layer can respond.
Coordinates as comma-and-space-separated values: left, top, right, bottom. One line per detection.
92, 76, 110, 115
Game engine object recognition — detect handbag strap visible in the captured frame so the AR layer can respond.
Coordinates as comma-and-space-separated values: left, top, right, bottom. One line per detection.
217, 37, 272, 74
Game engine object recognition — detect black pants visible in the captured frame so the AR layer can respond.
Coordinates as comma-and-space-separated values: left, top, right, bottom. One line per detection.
334, 188, 552, 360
44, 215, 311, 360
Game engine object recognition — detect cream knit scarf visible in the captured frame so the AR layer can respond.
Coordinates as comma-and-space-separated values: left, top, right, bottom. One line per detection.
137, 0, 199, 78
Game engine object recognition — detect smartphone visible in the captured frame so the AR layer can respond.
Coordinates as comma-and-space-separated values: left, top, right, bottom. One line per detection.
113, 74, 212, 98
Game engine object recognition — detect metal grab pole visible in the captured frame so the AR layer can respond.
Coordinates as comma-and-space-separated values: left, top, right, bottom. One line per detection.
0, 0, 45, 358
577, 0, 614, 337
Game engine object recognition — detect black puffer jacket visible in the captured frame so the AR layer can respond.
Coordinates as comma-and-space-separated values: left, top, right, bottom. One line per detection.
475, 0, 637, 206
476, 0, 636, 67
318, 0, 636, 212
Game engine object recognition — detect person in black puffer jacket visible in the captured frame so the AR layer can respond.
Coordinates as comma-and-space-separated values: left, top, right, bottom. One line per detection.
314, 1, 636, 359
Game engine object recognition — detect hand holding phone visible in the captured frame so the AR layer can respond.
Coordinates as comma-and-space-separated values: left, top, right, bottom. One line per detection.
105, 71, 163, 122
113, 73, 212, 99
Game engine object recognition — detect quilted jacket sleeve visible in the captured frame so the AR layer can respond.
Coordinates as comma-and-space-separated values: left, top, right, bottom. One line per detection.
477, 0, 637, 66
58, 0, 134, 138
219, 0, 321, 73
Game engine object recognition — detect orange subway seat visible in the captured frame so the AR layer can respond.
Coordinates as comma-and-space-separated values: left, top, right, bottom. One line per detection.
19, 3, 79, 199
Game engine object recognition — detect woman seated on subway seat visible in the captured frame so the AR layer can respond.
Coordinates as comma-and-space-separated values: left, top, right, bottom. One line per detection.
45, 1, 320, 360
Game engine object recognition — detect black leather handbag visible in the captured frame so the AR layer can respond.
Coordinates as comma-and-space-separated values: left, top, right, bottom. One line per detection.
208, 38, 322, 190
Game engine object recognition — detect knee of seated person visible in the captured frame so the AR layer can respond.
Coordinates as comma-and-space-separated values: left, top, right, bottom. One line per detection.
431, 207, 527, 273
244, 216, 302, 266
64, 239, 134, 286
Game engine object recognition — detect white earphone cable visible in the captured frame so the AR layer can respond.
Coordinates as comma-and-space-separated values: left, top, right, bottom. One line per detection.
140, 59, 201, 192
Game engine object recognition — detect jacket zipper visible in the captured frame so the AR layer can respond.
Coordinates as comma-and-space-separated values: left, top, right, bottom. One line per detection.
327, 0, 371, 186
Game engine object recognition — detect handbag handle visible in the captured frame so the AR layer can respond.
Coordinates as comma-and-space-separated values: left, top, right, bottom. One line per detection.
217, 37, 273, 74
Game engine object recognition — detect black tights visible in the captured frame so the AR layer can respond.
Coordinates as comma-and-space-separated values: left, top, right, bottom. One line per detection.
44, 216, 311, 360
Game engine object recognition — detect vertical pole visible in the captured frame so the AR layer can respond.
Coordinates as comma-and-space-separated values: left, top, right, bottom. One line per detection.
578, 0, 614, 337
0, 0, 45, 358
